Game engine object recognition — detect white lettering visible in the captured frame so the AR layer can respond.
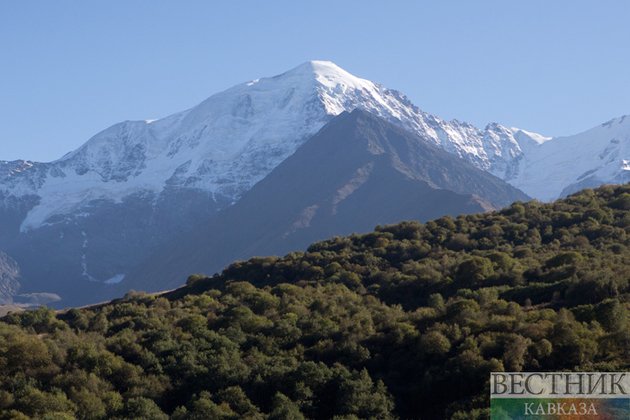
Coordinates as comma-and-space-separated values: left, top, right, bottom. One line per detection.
521, 402, 601, 416
524, 403, 534, 415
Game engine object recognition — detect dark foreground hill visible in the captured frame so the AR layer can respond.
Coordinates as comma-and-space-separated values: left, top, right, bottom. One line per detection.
1, 185, 629, 419
126, 109, 528, 293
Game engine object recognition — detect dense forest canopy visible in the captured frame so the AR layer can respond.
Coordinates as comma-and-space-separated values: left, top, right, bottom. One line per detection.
1, 184, 629, 419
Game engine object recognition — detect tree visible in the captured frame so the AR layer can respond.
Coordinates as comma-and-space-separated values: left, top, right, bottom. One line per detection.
455, 257, 494, 287
420, 330, 451, 356
269, 393, 304, 420
120, 397, 168, 420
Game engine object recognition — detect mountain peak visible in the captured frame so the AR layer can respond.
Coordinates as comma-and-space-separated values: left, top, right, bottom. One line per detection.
291, 59, 343, 72
279, 60, 375, 92
285, 60, 348, 76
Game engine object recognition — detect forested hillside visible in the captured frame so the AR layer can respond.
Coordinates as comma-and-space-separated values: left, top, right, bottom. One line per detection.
1, 185, 629, 419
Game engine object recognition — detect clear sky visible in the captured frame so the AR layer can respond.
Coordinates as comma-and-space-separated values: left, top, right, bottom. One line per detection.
2, 0, 629, 162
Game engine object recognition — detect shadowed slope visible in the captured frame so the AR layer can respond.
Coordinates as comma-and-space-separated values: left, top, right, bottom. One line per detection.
127, 110, 528, 290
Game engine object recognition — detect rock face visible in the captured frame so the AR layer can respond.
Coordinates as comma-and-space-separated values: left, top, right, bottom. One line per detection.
125, 110, 529, 292
0, 251, 20, 303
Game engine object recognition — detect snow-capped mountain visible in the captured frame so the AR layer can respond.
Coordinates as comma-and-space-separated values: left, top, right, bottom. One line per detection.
1, 61, 541, 232
3, 61, 629, 232
1, 60, 629, 306
508, 115, 630, 200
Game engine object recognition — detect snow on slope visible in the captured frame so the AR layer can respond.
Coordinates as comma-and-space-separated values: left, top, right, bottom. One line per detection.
510, 115, 630, 200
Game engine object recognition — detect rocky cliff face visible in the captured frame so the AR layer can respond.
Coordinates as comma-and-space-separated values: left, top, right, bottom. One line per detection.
0, 251, 20, 303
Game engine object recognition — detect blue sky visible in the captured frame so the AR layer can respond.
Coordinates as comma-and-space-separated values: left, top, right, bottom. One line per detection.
1, 0, 629, 161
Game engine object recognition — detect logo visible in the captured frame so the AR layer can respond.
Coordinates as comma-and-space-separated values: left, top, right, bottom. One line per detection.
490, 372, 629, 419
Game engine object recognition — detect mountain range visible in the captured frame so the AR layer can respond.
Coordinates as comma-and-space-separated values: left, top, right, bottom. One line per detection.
1, 60, 628, 306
